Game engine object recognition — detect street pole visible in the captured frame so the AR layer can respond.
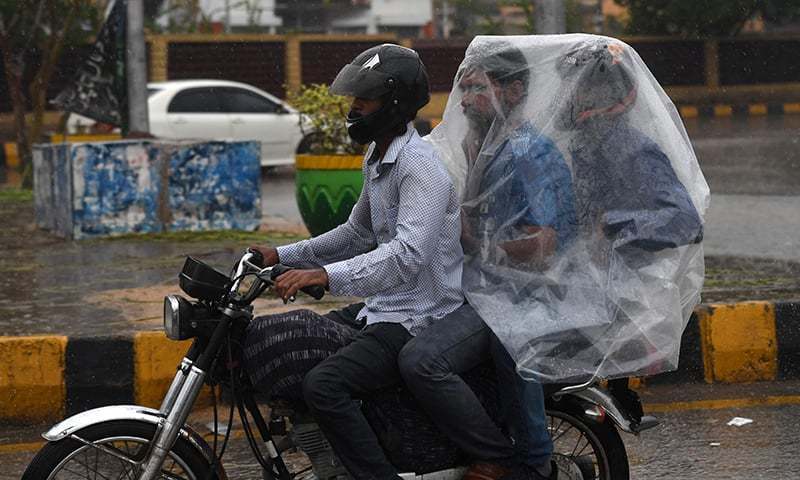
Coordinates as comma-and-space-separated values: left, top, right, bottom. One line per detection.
535, 0, 566, 34
225, 0, 231, 33
126, 0, 150, 134
442, 0, 451, 39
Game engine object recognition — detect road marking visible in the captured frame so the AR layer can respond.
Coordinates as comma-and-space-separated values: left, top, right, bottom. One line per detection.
0, 441, 44, 454
679, 106, 699, 118
646, 394, 800, 413
713, 104, 733, 117
0, 429, 246, 455
783, 103, 800, 114
748, 104, 768, 116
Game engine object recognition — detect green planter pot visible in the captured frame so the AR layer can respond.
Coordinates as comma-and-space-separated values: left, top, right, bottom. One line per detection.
295, 154, 364, 236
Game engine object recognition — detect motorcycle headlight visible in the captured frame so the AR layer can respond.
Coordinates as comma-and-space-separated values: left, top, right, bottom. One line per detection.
163, 295, 194, 340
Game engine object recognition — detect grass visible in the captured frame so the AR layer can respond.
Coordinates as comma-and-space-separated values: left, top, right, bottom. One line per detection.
0, 187, 32, 203
89, 229, 307, 244
704, 276, 792, 289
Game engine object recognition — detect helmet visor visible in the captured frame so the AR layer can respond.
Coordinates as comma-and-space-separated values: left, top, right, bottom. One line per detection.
330, 63, 394, 99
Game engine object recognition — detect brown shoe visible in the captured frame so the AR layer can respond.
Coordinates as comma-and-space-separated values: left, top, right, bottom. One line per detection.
462, 462, 513, 480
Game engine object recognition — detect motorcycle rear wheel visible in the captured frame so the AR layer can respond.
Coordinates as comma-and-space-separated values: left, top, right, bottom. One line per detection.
21, 420, 216, 480
547, 405, 629, 480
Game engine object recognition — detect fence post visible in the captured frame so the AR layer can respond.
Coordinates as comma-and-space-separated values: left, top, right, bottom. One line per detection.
704, 39, 720, 89
286, 35, 302, 93
148, 36, 169, 82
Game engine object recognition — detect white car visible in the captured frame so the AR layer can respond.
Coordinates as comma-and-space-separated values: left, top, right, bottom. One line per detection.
67, 79, 309, 167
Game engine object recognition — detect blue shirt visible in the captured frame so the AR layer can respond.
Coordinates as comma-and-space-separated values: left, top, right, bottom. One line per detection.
570, 121, 702, 255
463, 123, 577, 260
277, 125, 464, 335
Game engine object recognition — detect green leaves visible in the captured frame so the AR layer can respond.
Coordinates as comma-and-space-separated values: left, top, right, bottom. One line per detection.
287, 84, 365, 155
615, 0, 800, 37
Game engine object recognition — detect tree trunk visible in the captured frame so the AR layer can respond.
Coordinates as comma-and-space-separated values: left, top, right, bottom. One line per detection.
1, 47, 31, 187
23, 2, 79, 189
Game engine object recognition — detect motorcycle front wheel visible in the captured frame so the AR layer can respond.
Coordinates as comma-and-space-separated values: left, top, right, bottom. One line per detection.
22, 420, 217, 480
547, 405, 629, 480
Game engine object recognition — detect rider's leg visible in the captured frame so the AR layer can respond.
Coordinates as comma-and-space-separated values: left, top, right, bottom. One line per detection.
490, 334, 554, 477
398, 303, 515, 462
323, 302, 367, 329
302, 322, 411, 480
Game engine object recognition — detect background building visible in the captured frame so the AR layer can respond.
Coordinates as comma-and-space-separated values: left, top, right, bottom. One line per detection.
155, 0, 433, 36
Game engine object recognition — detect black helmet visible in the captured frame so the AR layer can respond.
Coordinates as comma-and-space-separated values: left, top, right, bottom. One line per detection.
557, 40, 637, 128
330, 43, 430, 144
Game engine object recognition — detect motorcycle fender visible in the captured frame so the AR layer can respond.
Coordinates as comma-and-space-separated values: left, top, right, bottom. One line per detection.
570, 387, 638, 434
42, 405, 226, 479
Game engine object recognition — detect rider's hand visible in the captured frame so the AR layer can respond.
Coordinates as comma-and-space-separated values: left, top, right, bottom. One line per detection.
249, 246, 279, 267
274, 268, 329, 302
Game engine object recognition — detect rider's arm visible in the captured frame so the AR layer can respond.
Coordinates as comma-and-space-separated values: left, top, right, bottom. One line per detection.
323, 152, 455, 298
498, 143, 576, 264
604, 146, 702, 252
277, 165, 377, 268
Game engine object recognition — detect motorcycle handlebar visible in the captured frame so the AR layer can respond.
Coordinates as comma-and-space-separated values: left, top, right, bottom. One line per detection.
269, 264, 326, 300
231, 253, 326, 302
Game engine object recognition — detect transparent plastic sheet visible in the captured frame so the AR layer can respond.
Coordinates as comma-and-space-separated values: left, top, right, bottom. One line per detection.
426, 34, 709, 383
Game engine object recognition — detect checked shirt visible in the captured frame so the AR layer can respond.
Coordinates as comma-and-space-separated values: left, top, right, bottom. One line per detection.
277, 125, 464, 335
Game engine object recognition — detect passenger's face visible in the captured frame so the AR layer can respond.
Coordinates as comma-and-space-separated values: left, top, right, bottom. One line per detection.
459, 70, 500, 127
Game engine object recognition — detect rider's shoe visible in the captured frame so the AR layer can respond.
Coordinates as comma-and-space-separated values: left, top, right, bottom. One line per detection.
497, 461, 558, 480
462, 462, 513, 480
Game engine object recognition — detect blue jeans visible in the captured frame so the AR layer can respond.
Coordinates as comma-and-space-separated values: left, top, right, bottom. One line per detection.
398, 303, 553, 467
490, 332, 553, 466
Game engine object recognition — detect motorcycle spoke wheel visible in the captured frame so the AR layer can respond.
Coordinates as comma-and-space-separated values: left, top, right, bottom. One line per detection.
547, 408, 629, 480
46, 436, 194, 480
23, 421, 215, 480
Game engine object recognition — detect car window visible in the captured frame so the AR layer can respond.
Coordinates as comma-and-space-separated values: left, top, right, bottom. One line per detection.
147, 88, 161, 97
220, 88, 282, 114
167, 88, 224, 113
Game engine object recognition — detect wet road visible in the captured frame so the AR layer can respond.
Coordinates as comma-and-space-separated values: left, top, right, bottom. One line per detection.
3, 400, 800, 479
626, 404, 797, 479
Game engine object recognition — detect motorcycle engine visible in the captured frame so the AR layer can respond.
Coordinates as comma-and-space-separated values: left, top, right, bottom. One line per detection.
291, 422, 350, 479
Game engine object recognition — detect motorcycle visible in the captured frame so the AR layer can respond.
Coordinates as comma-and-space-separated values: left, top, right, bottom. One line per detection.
23, 250, 659, 480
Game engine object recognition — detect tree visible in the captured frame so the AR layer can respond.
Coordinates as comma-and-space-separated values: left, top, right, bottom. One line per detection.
615, 0, 800, 37
0, 0, 100, 188
442, 0, 582, 37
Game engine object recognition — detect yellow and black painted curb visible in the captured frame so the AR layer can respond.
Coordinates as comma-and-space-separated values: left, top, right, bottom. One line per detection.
676, 102, 800, 119
1, 301, 798, 424
0, 332, 194, 424
647, 301, 800, 386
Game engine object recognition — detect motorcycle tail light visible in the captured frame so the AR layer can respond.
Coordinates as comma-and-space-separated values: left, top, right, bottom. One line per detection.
584, 405, 606, 422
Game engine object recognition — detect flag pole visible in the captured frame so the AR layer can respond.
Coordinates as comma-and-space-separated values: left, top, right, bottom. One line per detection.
126, 0, 150, 134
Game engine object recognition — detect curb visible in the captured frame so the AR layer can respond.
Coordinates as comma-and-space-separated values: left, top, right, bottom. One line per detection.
677, 102, 800, 118
1, 301, 799, 424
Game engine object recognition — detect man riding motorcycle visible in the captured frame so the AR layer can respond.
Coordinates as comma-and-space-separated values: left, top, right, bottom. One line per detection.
251, 43, 464, 480
400, 41, 576, 480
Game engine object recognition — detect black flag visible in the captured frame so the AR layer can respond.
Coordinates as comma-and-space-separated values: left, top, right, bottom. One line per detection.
53, 0, 127, 128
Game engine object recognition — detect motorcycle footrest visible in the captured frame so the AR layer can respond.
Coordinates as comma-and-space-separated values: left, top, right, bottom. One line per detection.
631, 415, 660, 433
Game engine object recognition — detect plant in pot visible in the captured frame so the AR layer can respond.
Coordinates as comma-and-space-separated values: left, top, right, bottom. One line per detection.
289, 84, 365, 236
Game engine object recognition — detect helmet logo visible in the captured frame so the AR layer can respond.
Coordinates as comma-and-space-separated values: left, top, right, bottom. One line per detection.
362, 53, 381, 71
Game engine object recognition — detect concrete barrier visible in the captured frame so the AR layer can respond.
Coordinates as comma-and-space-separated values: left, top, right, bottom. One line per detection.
32, 140, 262, 239
1, 300, 799, 424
